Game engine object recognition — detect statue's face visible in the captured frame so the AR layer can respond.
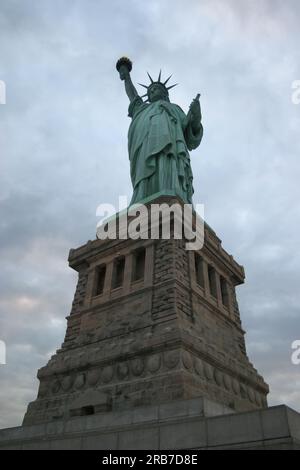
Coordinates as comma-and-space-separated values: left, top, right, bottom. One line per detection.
148, 84, 167, 102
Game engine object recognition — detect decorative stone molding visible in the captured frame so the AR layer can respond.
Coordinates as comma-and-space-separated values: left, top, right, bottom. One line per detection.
101, 366, 114, 384
164, 350, 180, 369
61, 376, 73, 392
204, 363, 214, 381
232, 378, 240, 395
223, 374, 232, 391
147, 354, 161, 373
214, 369, 224, 387
117, 362, 129, 379
131, 358, 144, 376
87, 369, 101, 386
182, 351, 193, 370
194, 357, 204, 377
74, 373, 85, 390
52, 380, 61, 394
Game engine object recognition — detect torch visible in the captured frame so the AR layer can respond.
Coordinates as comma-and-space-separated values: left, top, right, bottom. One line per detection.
116, 57, 133, 81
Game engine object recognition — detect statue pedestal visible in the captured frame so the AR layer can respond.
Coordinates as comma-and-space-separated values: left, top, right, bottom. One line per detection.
4, 195, 297, 450
22, 196, 268, 426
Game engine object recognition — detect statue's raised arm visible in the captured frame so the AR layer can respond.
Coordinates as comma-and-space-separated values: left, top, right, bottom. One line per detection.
116, 57, 139, 103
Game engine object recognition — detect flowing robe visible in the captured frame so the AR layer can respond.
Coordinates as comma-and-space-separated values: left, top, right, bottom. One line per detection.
128, 96, 203, 205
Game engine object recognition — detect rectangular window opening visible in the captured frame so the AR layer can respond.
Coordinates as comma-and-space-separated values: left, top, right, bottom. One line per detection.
81, 406, 95, 416
132, 248, 146, 282
112, 256, 125, 289
95, 264, 106, 296
208, 265, 217, 298
194, 253, 205, 288
220, 276, 229, 307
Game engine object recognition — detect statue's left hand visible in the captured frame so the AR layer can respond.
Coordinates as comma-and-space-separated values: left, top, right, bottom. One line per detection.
189, 97, 201, 122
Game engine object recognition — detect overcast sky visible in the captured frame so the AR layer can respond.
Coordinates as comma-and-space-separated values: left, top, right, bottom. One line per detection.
0, 0, 300, 429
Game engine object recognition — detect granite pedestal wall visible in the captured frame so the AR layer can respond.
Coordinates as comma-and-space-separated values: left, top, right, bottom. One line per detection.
22, 196, 268, 426
1, 399, 300, 450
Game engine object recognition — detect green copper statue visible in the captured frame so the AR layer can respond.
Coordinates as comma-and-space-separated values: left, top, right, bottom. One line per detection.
116, 57, 203, 205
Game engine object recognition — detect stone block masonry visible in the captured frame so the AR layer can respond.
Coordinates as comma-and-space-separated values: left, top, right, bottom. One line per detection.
22, 196, 268, 426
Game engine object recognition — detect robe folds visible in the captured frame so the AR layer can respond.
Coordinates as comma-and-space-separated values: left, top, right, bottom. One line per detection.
128, 96, 203, 205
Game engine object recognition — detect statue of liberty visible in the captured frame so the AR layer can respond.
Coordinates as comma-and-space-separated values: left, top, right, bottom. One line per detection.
116, 57, 203, 205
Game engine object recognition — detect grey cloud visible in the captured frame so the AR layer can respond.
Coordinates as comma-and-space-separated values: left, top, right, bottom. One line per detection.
0, 0, 300, 428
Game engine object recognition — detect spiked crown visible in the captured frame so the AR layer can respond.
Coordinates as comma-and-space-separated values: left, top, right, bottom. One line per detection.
139, 70, 178, 101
